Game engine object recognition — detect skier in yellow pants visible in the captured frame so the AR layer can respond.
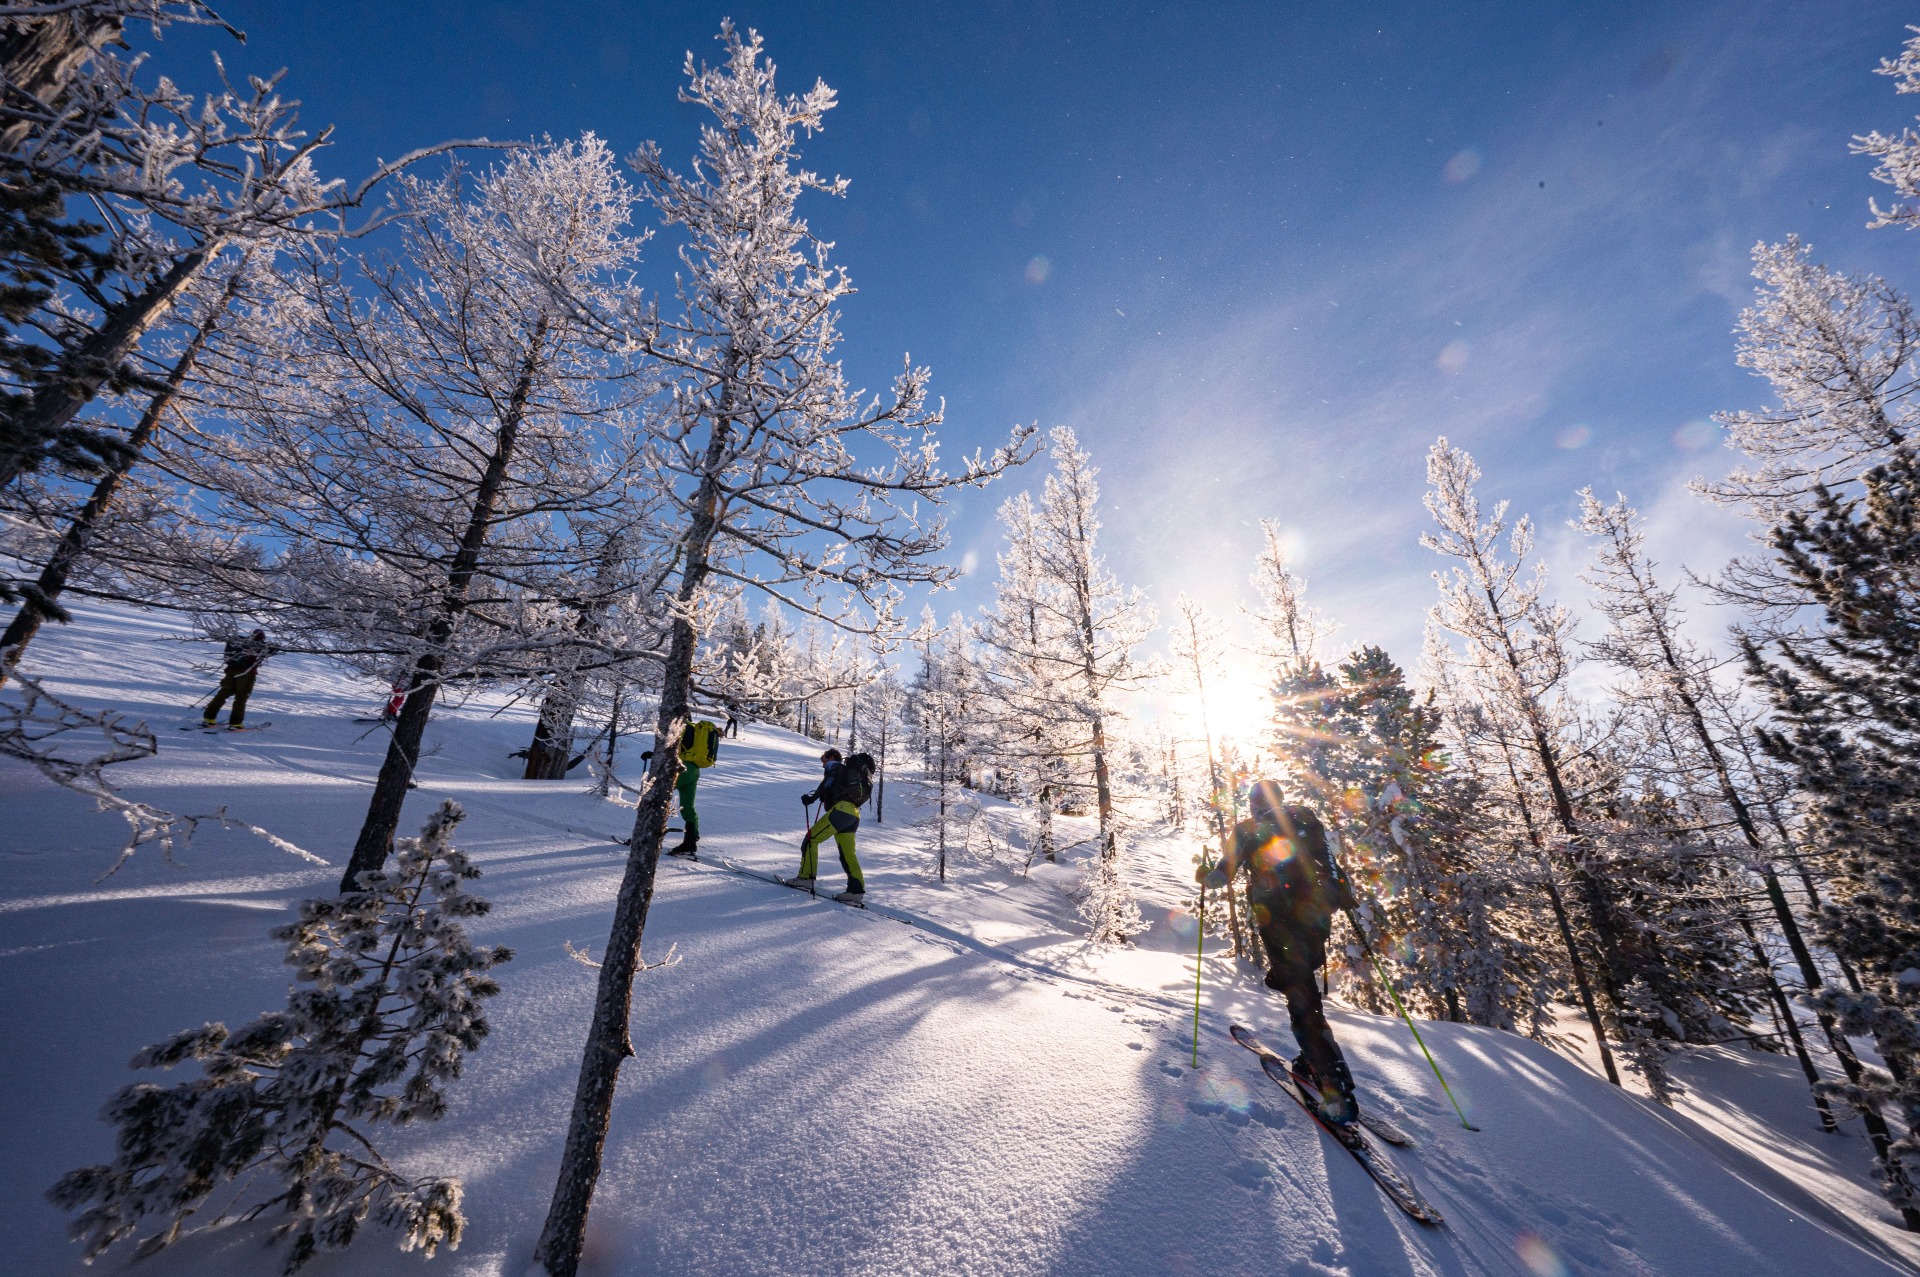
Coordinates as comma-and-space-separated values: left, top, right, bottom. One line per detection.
785, 748, 874, 903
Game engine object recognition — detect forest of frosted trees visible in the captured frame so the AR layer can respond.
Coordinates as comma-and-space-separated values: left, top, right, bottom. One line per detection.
7, 3, 1920, 1270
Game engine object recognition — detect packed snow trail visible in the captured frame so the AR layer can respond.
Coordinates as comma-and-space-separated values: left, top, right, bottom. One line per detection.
2, 601, 1917, 1275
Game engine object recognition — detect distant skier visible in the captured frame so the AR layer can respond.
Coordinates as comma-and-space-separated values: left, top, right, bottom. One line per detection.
202, 628, 271, 728
785, 747, 875, 902
664, 718, 721, 858
1200, 778, 1361, 1124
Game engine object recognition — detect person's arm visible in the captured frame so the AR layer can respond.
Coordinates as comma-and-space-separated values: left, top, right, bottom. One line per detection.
1196, 824, 1244, 885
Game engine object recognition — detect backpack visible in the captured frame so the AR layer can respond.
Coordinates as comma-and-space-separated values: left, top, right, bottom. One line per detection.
1243, 806, 1342, 917
841, 752, 876, 807
679, 720, 720, 769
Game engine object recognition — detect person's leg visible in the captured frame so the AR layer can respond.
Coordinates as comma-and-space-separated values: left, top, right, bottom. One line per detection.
226, 668, 257, 726
1261, 916, 1353, 1104
798, 813, 834, 879
203, 670, 236, 723
676, 766, 700, 841
829, 802, 863, 892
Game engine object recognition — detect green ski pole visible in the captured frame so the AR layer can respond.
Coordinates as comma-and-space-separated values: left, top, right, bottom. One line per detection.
1192, 857, 1209, 1067
1345, 906, 1480, 1131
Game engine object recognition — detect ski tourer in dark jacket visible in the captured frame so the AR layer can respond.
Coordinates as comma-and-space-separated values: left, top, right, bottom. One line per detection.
202, 628, 271, 728
1201, 778, 1360, 1122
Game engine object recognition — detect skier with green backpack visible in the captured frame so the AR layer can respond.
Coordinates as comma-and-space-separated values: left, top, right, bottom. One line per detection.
664, 719, 721, 858
784, 748, 875, 903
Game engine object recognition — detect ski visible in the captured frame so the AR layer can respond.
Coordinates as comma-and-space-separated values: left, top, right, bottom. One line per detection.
1230, 1025, 1443, 1226
1228, 1024, 1415, 1147
718, 857, 868, 909
180, 720, 272, 732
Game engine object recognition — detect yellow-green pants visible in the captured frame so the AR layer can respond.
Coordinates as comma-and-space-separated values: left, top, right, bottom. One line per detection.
800, 800, 863, 889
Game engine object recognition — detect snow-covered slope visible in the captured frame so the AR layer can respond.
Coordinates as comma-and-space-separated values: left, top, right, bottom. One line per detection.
3, 601, 1916, 1276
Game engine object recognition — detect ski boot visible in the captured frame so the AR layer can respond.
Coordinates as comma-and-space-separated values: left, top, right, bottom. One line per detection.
782, 874, 817, 894
666, 835, 698, 859
1291, 1056, 1359, 1127
833, 888, 866, 906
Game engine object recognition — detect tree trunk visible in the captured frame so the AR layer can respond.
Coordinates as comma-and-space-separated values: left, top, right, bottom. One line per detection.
1497, 734, 1621, 1084
523, 682, 580, 779
0, 244, 214, 493
534, 361, 737, 1277
0, 9, 126, 151
338, 315, 547, 891
0, 264, 235, 682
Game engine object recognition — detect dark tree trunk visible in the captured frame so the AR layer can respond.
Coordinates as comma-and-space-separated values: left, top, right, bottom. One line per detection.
0, 265, 234, 682
524, 676, 581, 779
535, 367, 736, 1277
1496, 735, 1621, 1085
0, 244, 213, 493
338, 316, 547, 891
0, 9, 125, 151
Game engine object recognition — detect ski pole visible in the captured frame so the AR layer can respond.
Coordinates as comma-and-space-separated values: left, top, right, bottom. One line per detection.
801, 797, 817, 894
1345, 906, 1480, 1131
1193, 856, 1209, 1067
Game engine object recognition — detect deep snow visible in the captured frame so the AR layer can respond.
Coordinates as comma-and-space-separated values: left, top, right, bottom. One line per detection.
2, 600, 1916, 1276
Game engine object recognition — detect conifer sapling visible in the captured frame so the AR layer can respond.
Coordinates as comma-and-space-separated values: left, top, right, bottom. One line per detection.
50, 799, 511, 1271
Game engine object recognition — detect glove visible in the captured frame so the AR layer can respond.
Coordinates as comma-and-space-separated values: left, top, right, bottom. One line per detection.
801, 790, 816, 804
1197, 866, 1229, 891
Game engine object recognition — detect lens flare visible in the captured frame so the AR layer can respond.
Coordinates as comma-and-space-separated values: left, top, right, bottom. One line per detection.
1436, 339, 1470, 374
1515, 1233, 1567, 1277
1555, 424, 1590, 449
1672, 418, 1715, 451
1025, 255, 1052, 284
1198, 1072, 1252, 1113
1443, 148, 1483, 182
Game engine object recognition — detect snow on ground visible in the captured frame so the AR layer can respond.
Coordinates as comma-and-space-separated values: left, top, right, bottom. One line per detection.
2, 600, 1917, 1276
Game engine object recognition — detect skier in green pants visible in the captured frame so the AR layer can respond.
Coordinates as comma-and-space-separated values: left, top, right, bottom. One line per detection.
664, 719, 720, 858
785, 748, 876, 902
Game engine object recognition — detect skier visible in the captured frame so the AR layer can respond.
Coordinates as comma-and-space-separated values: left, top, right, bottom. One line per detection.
785, 747, 874, 903
202, 628, 271, 728
1200, 778, 1361, 1123
664, 718, 721, 858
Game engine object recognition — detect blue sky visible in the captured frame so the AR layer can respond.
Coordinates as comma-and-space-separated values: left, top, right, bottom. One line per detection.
175, 1, 1920, 712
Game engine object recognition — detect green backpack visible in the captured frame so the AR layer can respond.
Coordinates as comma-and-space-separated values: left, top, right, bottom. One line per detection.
679, 720, 720, 769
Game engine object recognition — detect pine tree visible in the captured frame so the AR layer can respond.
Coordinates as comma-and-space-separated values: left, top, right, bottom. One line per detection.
1746, 443, 1920, 1227
1579, 488, 1862, 1119
50, 800, 511, 1270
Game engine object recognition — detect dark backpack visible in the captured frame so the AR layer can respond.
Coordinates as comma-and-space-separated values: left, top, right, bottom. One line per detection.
841, 752, 876, 807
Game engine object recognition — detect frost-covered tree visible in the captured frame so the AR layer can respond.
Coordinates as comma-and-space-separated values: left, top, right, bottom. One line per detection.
1579, 489, 1873, 1120
910, 609, 975, 881
1746, 444, 1920, 1227
50, 800, 511, 1270
0, 244, 262, 684
0, 1, 236, 495
1699, 239, 1918, 610
0, 10, 497, 498
534, 29, 1029, 1275
1246, 517, 1334, 672
967, 427, 1152, 942
972, 488, 1067, 862
1422, 437, 1636, 1084
177, 137, 646, 889
1853, 25, 1920, 231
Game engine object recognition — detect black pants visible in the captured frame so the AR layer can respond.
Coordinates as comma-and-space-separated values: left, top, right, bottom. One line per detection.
1257, 909, 1351, 1094
204, 665, 257, 726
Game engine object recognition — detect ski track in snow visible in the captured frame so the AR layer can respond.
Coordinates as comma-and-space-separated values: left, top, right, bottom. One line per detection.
1, 600, 1917, 1276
